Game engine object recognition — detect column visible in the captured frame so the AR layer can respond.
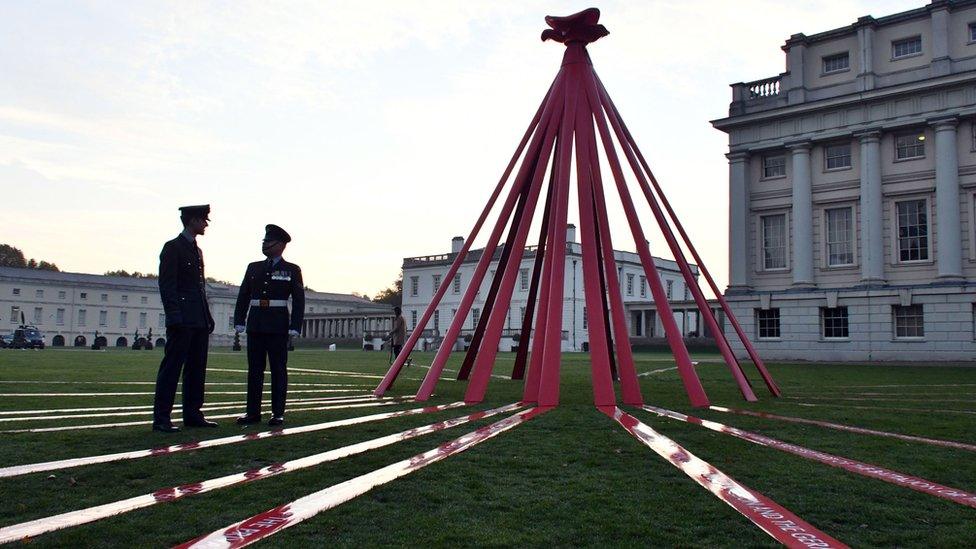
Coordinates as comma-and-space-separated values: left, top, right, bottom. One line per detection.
789, 142, 814, 287
932, 117, 963, 280
858, 131, 884, 283
930, 7, 950, 76
855, 17, 875, 91
727, 151, 751, 290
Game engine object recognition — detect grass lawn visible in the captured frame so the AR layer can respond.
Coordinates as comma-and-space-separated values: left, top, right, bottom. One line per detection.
0, 347, 973, 547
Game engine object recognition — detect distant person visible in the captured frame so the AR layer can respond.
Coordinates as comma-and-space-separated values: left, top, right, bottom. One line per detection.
388, 306, 406, 362
234, 224, 305, 427
153, 204, 217, 433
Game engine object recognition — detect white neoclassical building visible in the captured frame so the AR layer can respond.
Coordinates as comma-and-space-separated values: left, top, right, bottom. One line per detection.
712, 0, 976, 360
400, 226, 707, 353
0, 266, 386, 348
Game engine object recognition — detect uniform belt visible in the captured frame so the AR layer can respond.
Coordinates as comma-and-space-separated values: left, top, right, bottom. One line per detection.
250, 299, 289, 308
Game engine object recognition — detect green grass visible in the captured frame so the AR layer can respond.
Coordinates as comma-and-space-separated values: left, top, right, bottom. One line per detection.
0, 347, 974, 547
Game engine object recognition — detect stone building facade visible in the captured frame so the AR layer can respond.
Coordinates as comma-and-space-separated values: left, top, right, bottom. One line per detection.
400, 226, 704, 353
712, 0, 976, 360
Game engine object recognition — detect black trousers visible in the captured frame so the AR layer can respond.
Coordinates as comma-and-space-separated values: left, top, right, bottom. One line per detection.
153, 325, 208, 424
246, 333, 289, 417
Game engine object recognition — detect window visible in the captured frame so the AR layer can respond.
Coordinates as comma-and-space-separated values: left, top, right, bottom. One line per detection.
432, 274, 441, 292
227, 315, 234, 329
626, 274, 634, 296
140, 312, 147, 328
824, 143, 851, 170
78, 309, 87, 326
99, 310, 107, 326
583, 306, 588, 329
896, 200, 929, 262
762, 155, 785, 178
639, 276, 646, 297
35, 289, 44, 298
822, 52, 849, 73
761, 214, 788, 269
9, 306, 19, 324
140, 296, 148, 304
970, 22, 976, 43
80, 292, 87, 300
471, 308, 480, 328
433, 309, 440, 332
56, 308, 65, 325
33, 307, 42, 324
821, 307, 849, 338
120, 311, 127, 328
683, 285, 690, 301
895, 132, 925, 160
158, 313, 165, 327
519, 306, 526, 323
756, 309, 781, 339
893, 304, 924, 338
100, 293, 108, 302
825, 207, 854, 266
12, 288, 20, 296
121, 295, 128, 303
411, 310, 418, 328
453, 274, 461, 294
892, 36, 922, 59
520, 268, 529, 291
409, 276, 419, 297
666, 280, 673, 300
59, 291, 66, 299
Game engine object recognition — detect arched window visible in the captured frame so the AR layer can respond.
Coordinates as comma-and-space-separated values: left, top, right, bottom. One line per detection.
73, 335, 87, 347
155, 338, 166, 347
52, 335, 65, 346
116, 337, 128, 347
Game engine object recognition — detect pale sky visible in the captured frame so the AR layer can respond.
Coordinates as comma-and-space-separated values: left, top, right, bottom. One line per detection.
0, 0, 921, 297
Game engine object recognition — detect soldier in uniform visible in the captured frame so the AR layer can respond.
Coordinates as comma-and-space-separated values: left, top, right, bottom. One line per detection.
234, 224, 305, 426
153, 205, 217, 433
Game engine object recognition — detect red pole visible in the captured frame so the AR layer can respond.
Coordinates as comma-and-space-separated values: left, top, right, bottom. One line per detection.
512, 176, 555, 380
456, 188, 530, 380
374, 78, 558, 396
582, 69, 709, 408
535, 49, 586, 408
573, 105, 616, 408
597, 76, 780, 397
413, 79, 569, 401
463, 105, 563, 404
595, 76, 757, 402
579, 94, 642, 406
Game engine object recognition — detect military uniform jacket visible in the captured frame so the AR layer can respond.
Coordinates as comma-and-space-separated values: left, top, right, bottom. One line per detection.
234, 259, 305, 334
159, 235, 215, 330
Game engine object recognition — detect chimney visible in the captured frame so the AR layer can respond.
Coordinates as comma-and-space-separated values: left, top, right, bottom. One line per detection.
566, 224, 577, 243
451, 236, 464, 253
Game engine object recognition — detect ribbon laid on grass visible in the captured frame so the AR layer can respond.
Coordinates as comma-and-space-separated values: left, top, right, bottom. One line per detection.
0, 402, 524, 544
603, 407, 847, 549
710, 406, 976, 454
208, 368, 383, 380
0, 394, 382, 417
0, 381, 356, 387
644, 405, 976, 509
789, 402, 976, 416
0, 396, 399, 423
175, 406, 546, 549
0, 402, 465, 478
0, 389, 364, 398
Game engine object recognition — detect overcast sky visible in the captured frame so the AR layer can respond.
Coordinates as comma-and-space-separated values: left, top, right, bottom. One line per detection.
0, 0, 920, 297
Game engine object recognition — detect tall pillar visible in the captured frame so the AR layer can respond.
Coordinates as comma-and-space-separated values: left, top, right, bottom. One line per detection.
857, 130, 884, 283
788, 142, 814, 287
855, 17, 876, 91
727, 151, 751, 291
931, 117, 963, 280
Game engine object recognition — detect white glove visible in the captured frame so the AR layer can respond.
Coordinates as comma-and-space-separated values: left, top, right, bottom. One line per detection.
234, 325, 246, 334
288, 329, 300, 337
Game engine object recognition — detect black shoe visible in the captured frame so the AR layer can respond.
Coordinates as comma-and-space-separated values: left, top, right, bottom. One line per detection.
184, 417, 218, 428
268, 416, 284, 426
236, 415, 261, 425
152, 423, 180, 433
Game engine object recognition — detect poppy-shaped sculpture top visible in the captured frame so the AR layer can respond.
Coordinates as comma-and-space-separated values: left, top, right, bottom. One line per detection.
541, 7, 609, 44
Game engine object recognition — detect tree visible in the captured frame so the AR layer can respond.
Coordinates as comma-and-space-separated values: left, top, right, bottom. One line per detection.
105, 270, 156, 279
0, 244, 27, 268
373, 274, 402, 307
36, 261, 59, 271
